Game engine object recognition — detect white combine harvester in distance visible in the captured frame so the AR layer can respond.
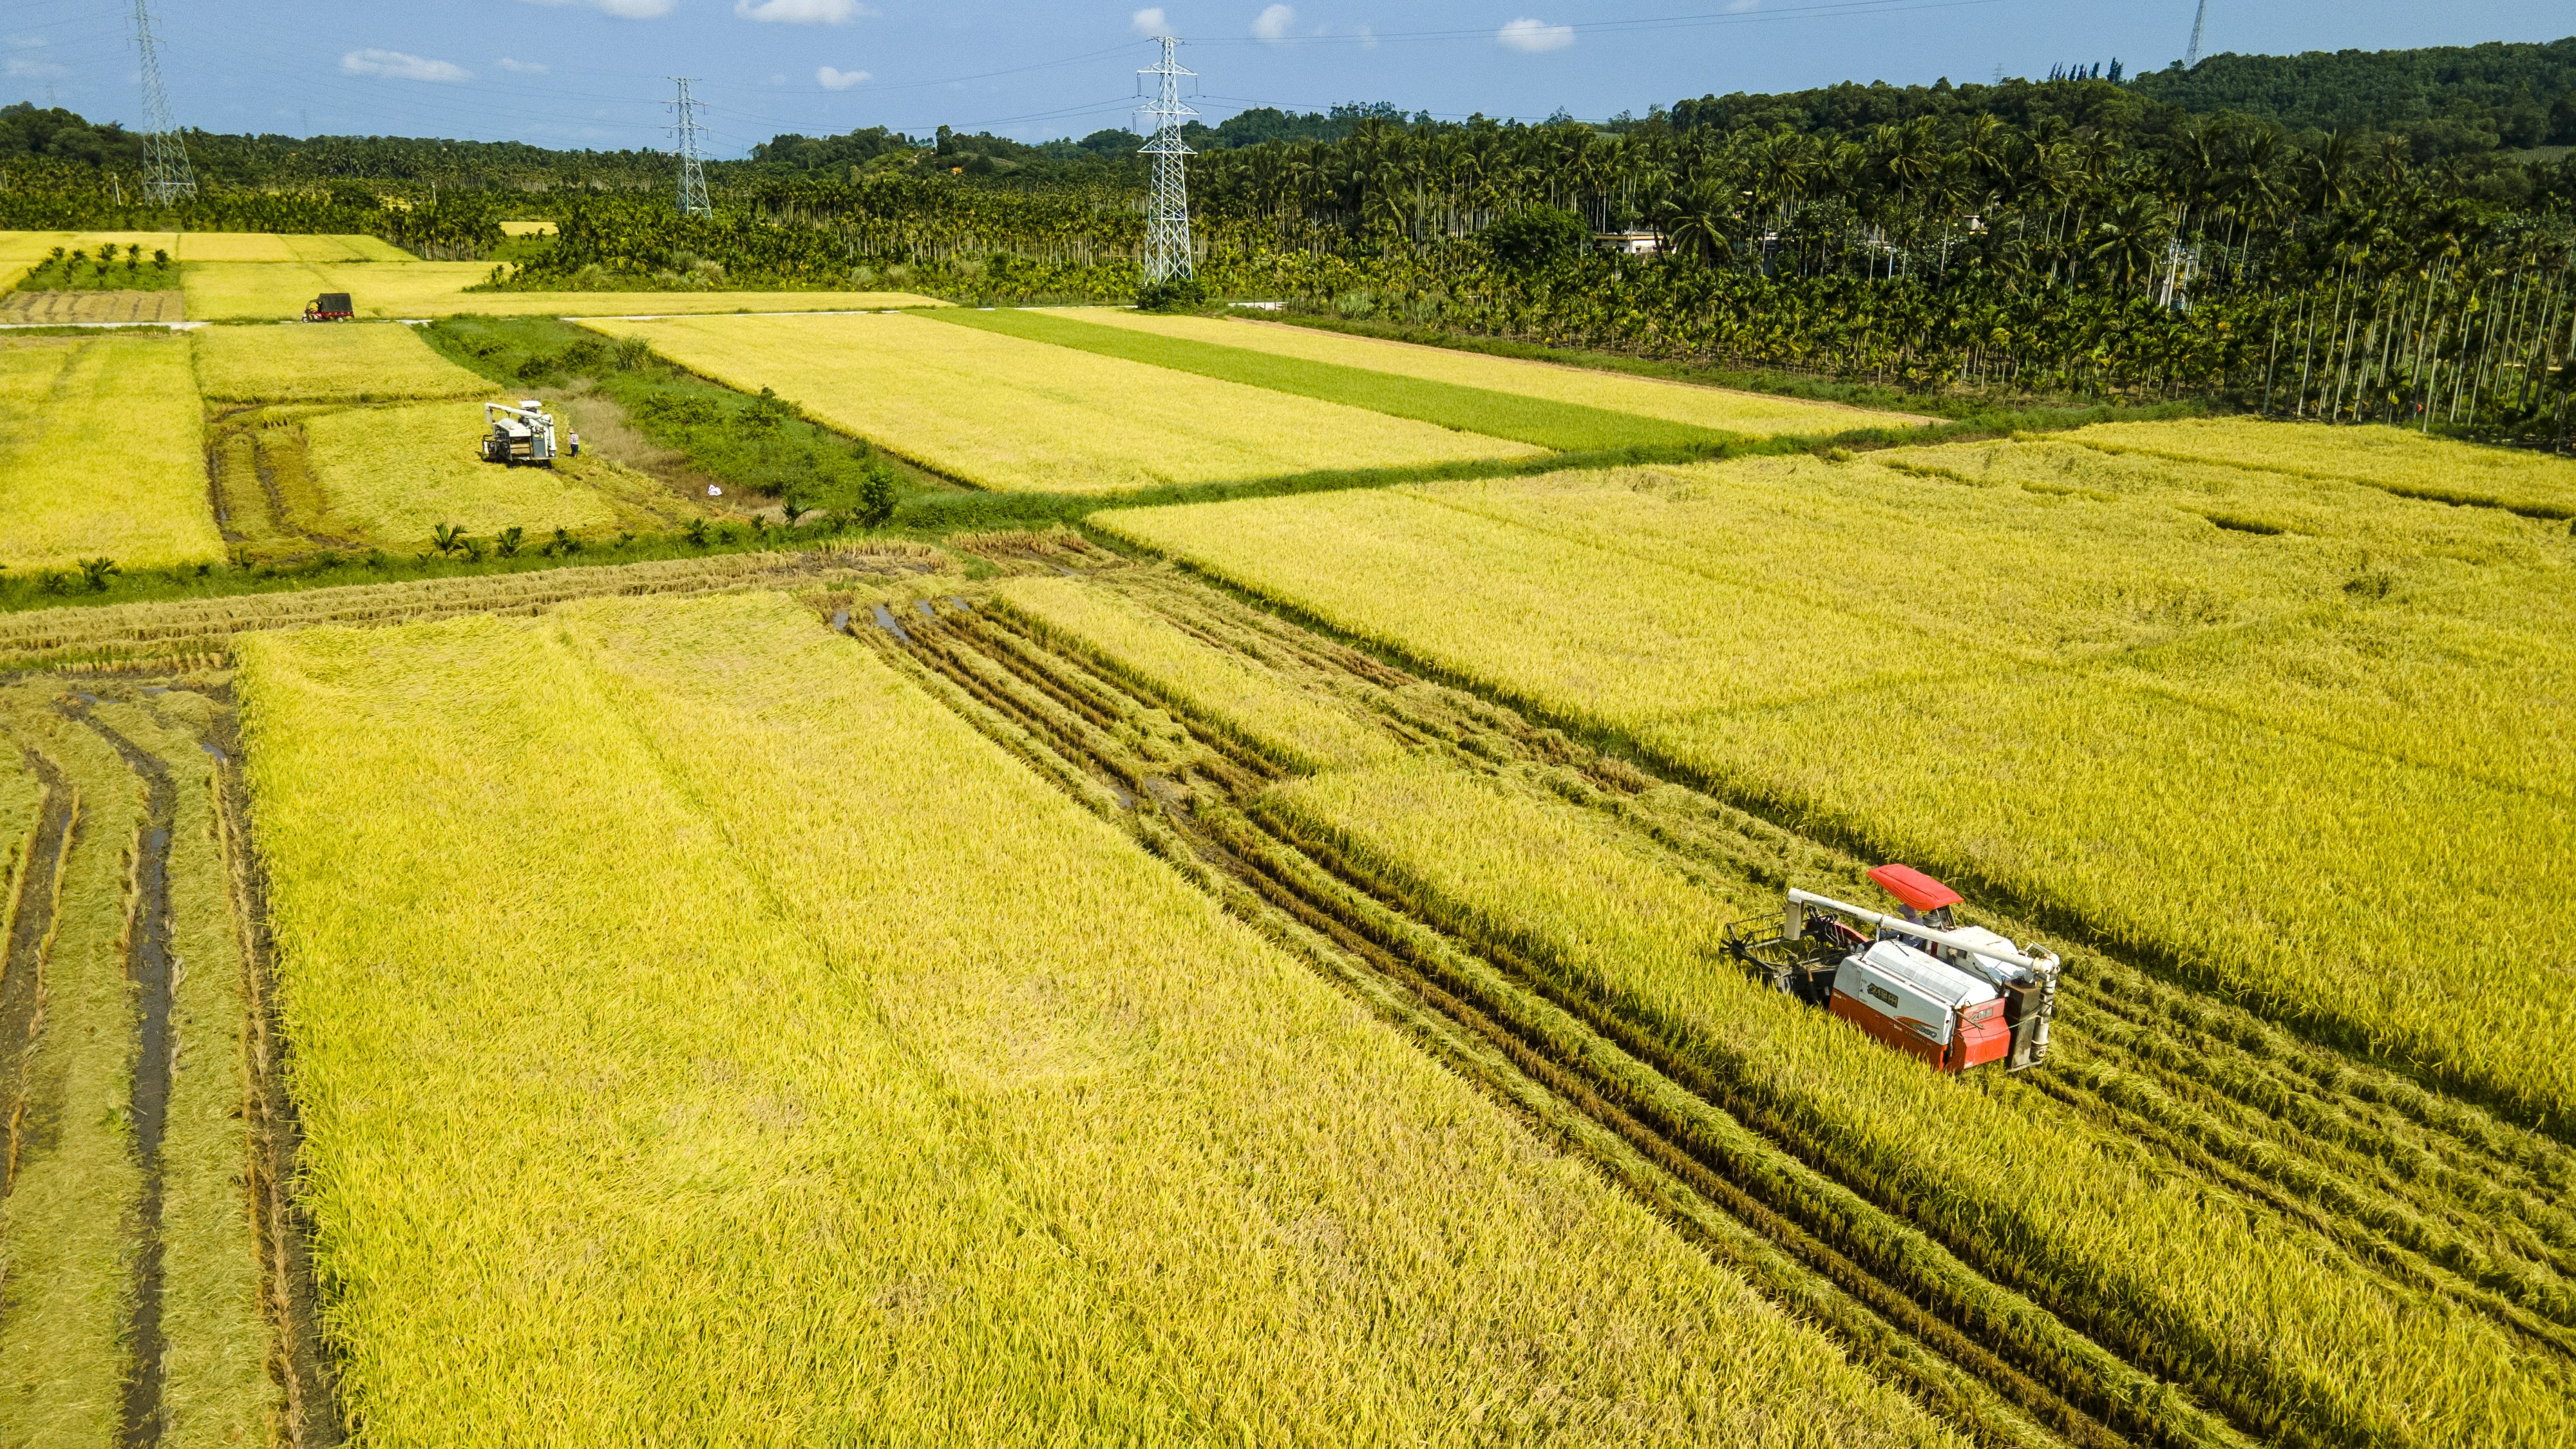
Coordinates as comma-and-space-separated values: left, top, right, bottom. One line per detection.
1727, 864, 2062, 1074
478, 400, 577, 468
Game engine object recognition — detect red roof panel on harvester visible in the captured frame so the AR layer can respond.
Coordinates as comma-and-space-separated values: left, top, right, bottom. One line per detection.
1868, 864, 1962, 913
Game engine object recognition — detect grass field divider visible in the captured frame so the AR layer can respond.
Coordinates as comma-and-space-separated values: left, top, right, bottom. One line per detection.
0, 750, 73, 1198
864, 594, 2255, 1449
209, 726, 343, 1448
933, 308, 1729, 453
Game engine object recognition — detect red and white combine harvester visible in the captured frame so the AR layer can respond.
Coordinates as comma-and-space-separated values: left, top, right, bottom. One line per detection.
1726, 865, 2061, 1074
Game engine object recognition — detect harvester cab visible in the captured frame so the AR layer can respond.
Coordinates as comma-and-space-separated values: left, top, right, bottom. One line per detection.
1725, 865, 2061, 1074
479, 400, 578, 467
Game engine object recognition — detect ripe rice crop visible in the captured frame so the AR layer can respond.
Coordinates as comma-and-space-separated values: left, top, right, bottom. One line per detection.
238, 591, 1956, 1445
1094, 433, 2576, 1125
300, 399, 618, 544
995, 575, 1396, 770
947, 308, 1721, 451
0, 333, 225, 572
182, 260, 945, 321
171, 233, 403, 263
2069, 416, 2576, 518
1259, 756, 2574, 1448
193, 321, 491, 402
582, 312, 1542, 493
1056, 308, 1930, 437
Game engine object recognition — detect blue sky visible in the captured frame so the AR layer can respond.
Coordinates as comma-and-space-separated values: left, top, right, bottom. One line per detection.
5, 1, 2569, 156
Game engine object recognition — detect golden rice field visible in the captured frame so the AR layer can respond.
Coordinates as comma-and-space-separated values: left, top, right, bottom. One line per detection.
582, 311, 1543, 493
0, 333, 225, 572
2070, 414, 2576, 517
234, 591, 1953, 1446
298, 399, 620, 543
191, 321, 491, 402
180, 258, 945, 321
1052, 307, 1932, 436
1094, 419, 2576, 1127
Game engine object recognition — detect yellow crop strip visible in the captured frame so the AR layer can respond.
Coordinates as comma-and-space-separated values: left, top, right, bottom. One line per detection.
2070, 415, 2576, 516
1094, 431, 2576, 1125
301, 399, 618, 545
1051, 307, 1931, 435
182, 259, 945, 321
193, 321, 491, 402
580, 312, 1542, 493
240, 592, 1958, 1445
0, 334, 225, 573
994, 576, 1396, 770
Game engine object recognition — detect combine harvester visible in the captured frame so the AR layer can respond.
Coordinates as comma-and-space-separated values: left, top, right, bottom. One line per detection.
1728, 865, 2061, 1073
478, 400, 576, 467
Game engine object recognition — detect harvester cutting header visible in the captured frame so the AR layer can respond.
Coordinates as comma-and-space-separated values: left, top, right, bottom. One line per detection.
1728, 865, 2061, 1074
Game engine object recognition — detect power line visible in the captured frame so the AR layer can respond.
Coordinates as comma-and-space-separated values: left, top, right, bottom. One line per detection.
1138, 36, 1195, 285
668, 78, 712, 218
129, 0, 196, 202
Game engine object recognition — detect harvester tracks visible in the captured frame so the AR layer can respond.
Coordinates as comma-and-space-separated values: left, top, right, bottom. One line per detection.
852, 593, 2253, 1449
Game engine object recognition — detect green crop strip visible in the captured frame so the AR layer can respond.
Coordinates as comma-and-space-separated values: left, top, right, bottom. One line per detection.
929, 307, 1723, 453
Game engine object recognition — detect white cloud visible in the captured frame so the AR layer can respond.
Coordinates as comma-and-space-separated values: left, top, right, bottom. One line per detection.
341, 48, 472, 82
1251, 5, 1293, 41
735, 0, 877, 23
497, 57, 549, 73
817, 65, 871, 89
1130, 8, 1168, 37
1497, 18, 1573, 53
5, 55, 67, 80
517, 0, 676, 18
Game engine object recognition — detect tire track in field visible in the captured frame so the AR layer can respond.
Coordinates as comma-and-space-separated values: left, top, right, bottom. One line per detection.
854, 596, 2240, 1449
0, 746, 73, 1200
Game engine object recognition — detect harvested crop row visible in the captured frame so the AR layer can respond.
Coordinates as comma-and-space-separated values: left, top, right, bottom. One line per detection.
0, 678, 271, 1446
1092, 439, 2576, 1129
240, 591, 1956, 1446
945, 307, 1722, 451
1052, 307, 1931, 437
993, 574, 1397, 772
579, 310, 1543, 493
0, 333, 225, 573
193, 321, 492, 402
0, 542, 951, 670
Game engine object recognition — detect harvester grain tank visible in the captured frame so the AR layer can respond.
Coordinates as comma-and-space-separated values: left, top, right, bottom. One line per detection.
302, 292, 354, 321
1725, 864, 2061, 1074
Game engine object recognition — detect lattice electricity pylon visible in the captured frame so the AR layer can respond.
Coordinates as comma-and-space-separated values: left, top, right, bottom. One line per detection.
1136, 36, 1196, 283
2183, 0, 2209, 68
668, 78, 713, 218
129, 0, 196, 203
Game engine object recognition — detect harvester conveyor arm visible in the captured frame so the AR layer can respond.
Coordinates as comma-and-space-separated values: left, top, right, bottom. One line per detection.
1784, 889, 2054, 972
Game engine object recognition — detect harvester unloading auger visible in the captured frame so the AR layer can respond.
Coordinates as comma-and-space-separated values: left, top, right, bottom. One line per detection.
1726, 864, 2061, 1074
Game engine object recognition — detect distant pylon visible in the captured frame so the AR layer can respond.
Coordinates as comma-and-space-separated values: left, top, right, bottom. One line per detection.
129, 0, 196, 203
668, 78, 713, 218
2184, 0, 2209, 68
1137, 36, 1196, 283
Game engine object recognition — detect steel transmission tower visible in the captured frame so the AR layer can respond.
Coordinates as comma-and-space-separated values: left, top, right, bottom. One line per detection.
1137, 36, 1196, 283
668, 79, 713, 218
2183, 0, 2209, 68
129, 0, 196, 202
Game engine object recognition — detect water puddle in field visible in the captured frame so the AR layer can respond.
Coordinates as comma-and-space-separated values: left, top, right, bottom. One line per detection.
871, 602, 913, 645
946, 597, 972, 612
915, 599, 939, 621
830, 608, 851, 634
0, 748, 73, 1200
